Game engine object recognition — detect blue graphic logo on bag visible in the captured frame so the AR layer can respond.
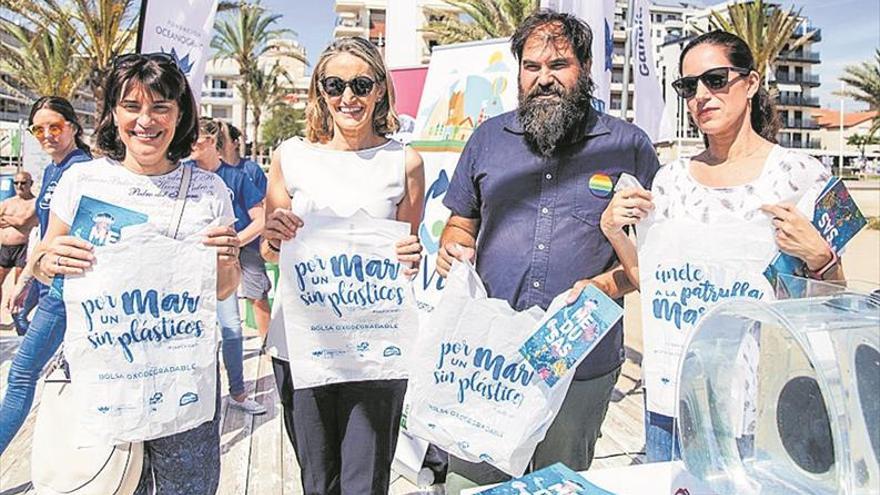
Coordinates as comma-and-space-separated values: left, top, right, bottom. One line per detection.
293, 253, 405, 318
458, 440, 470, 450
356, 341, 370, 352
148, 392, 164, 406
98, 406, 110, 414
383, 345, 401, 357
179, 392, 199, 406
434, 340, 533, 407
479, 453, 495, 463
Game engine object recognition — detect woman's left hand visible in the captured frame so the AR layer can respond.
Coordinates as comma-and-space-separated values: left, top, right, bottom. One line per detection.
203, 225, 240, 263
760, 203, 832, 271
395, 235, 422, 278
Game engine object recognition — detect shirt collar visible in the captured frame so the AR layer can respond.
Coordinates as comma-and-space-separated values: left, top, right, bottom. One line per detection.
503, 104, 612, 140
55, 148, 89, 169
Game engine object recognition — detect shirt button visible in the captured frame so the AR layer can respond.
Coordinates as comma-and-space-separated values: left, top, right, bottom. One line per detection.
538, 243, 546, 250
545, 173, 553, 180
541, 207, 549, 215
533, 281, 541, 288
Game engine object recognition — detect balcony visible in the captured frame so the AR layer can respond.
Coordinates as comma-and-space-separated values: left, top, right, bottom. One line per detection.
781, 118, 820, 130
793, 25, 821, 42
778, 50, 821, 63
775, 73, 820, 86
777, 94, 820, 107
334, 17, 364, 36
202, 88, 235, 99
778, 136, 821, 149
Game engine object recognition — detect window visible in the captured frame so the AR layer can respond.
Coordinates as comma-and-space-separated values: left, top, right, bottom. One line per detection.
210, 107, 230, 119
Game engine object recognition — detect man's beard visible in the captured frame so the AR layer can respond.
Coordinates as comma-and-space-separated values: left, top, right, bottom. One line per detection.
517, 72, 592, 157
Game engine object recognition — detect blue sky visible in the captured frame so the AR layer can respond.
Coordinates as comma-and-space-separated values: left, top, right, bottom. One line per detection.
263, 0, 879, 110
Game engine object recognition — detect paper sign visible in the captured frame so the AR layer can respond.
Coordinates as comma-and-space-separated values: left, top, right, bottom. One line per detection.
519, 286, 623, 387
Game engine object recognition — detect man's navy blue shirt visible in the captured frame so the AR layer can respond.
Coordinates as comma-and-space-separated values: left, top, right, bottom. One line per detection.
237, 158, 267, 196
443, 109, 660, 380
213, 161, 265, 249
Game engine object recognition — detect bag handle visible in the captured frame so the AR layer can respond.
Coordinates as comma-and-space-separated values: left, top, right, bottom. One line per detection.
167, 163, 192, 240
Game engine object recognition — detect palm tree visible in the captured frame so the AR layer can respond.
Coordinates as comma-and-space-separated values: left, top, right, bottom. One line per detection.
245, 61, 293, 156
708, 0, 817, 80
837, 49, 880, 137
1, 0, 138, 117
0, 18, 89, 100
212, 1, 291, 152
421, 0, 539, 44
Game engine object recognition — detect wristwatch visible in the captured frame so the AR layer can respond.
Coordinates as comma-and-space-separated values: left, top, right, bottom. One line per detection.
807, 247, 839, 280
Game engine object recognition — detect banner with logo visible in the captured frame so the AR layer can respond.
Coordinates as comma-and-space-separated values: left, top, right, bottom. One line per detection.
63, 226, 218, 446
632, 0, 674, 142
541, 0, 615, 111
137, 0, 219, 103
410, 38, 519, 311
278, 211, 418, 388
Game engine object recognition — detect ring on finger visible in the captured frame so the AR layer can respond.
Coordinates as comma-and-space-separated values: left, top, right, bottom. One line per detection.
56, 255, 63, 267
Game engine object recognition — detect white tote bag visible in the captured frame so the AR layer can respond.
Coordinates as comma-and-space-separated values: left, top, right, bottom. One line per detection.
405, 262, 576, 477
638, 212, 777, 418
278, 210, 418, 388
63, 226, 218, 446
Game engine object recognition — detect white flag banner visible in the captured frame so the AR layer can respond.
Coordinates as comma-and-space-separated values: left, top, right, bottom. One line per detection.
541, 0, 615, 112
632, 0, 675, 142
385, 0, 420, 69
64, 227, 218, 446
138, 0, 219, 104
278, 211, 419, 388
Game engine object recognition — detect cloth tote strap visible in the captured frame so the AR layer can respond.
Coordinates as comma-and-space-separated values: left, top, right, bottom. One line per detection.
167, 163, 192, 240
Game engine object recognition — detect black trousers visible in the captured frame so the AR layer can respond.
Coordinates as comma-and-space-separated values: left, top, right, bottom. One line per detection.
271, 357, 406, 495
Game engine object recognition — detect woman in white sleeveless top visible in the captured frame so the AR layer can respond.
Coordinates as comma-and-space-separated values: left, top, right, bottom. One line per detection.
260, 37, 424, 495
600, 31, 844, 463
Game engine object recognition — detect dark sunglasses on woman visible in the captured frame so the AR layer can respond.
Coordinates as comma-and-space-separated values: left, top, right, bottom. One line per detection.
672, 66, 752, 99
112, 52, 183, 74
320, 76, 376, 97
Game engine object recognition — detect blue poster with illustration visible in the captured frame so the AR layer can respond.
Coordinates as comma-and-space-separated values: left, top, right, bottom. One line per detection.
519, 286, 623, 387
477, 463, 613, 494
69, 195, 149, 246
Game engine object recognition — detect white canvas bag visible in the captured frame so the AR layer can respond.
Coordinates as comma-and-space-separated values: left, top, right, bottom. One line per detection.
405, 262, 576, 477
278, 210, 418, 388
63, 226, 218, 445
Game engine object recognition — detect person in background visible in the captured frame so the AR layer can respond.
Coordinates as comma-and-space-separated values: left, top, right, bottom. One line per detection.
600, 30, 842, 462
189, 116, 267, 415
0, 171, 37, 311
6, 96, 92, 336
220, 123, 272, 337
261, 36, 424, 495
436, 10, 660, 492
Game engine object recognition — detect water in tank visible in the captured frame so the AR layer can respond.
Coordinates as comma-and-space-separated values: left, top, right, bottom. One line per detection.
676, 279, 880, 495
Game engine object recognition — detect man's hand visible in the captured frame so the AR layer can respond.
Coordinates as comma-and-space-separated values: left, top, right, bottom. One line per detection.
566, 278, 611, 305
436, 242, 476, 277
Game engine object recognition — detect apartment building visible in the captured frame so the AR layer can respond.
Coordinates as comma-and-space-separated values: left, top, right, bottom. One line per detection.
334, 0, 461, 65
200, 38, 309, 142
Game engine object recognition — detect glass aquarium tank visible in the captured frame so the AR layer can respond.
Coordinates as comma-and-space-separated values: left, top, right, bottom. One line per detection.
677, 279, 880, 495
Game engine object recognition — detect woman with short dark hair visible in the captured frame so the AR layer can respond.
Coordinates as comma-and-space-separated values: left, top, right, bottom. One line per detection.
0, 54, 239, 493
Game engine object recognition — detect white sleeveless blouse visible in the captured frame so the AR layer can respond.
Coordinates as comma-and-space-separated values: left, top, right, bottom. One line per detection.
266, 137, 408, 361
278, 136, 406, 220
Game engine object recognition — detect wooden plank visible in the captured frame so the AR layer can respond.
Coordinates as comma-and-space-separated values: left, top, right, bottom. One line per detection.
216, 329, 259, 495
280, 396, 301, 495
245, 353, 282, 494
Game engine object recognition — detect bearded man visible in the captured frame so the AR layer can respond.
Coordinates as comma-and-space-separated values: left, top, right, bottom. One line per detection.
436, 10, 661, 491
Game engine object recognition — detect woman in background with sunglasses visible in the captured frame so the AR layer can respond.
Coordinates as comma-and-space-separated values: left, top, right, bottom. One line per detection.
6, 97, 93, 336
260, 37, 424, 494
0, 96, 93, 450
599, 30, 842, 462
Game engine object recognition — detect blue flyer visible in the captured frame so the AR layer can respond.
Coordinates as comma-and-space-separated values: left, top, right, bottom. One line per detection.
69, 196, 150, 247
519, 285, 624, 387
764, 177, 867, 290
477, 463, 614, 494
50, 196, 149, 297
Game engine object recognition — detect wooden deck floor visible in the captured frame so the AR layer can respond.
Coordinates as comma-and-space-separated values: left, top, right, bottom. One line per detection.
0, 293, 647, 495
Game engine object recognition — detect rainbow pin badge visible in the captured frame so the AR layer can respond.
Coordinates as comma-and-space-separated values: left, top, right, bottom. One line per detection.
588, 173, 614, 198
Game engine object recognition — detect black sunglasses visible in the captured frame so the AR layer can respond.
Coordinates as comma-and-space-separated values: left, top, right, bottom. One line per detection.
672, 66, 752, 99
113, 52, 179, 71
13, 181, 31, 186
320, 76, 376, 97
